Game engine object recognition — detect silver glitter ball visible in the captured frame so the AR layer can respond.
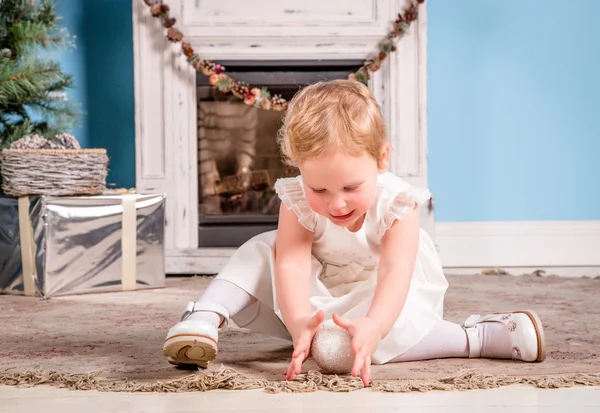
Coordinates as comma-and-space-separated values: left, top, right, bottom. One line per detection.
310, 319, 354, 374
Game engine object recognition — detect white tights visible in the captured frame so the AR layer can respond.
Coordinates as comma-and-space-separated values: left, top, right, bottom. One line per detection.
390, 319, 469, 361
187, 279, 257, 327
390, 317, 511, 361
187, 279, 511, 361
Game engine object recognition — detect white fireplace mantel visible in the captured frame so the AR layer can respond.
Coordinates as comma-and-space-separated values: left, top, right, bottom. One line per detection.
132, 0, 430, 274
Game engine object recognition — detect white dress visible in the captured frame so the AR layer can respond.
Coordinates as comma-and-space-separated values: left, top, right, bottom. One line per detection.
215, 172, 449, 364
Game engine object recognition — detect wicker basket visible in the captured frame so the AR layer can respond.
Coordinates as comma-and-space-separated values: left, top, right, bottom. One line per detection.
0, 148, 109, 196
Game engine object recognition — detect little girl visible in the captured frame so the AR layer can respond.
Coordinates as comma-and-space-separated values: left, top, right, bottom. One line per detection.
163, 79, 546, 387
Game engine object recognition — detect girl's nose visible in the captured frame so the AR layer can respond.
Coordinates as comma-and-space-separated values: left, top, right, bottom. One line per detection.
328, 195, 347, 212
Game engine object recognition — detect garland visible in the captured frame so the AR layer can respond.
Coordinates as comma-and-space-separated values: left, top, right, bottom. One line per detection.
141, 0, 425, 112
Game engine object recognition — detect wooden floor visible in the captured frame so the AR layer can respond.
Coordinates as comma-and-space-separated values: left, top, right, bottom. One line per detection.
2, 384, 600, 413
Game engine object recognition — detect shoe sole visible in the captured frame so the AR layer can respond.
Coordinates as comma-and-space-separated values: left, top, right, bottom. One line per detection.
514, 310, 546, 362
163, 334, 217, 368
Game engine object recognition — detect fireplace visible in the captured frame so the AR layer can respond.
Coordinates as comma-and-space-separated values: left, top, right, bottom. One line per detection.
196, 60, 364, 247
132, 0, 429, 273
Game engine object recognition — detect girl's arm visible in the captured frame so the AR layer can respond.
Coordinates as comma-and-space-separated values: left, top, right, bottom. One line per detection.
333, 204, 420, 386
366, 204, 420, 338
274, 202, 315, 337
275, 203, 324, 380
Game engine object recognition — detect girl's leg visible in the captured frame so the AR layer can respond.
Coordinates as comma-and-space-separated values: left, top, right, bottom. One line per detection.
162, 279, 258, 367
187, 279, 258, 327
163, 231, 284, 368
391, 311, 546, 363
390, 319, 469, 362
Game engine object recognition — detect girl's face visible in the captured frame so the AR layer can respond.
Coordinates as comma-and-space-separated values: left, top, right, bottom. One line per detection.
299, 147, 389, 232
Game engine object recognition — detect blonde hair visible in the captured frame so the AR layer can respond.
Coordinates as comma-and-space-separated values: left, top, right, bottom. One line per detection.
277, 79, 387, 167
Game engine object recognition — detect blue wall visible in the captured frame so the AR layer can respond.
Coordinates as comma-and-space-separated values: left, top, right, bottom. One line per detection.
55, 0, 135, 189
428, 0, 600, 221
54, 0, 600, 220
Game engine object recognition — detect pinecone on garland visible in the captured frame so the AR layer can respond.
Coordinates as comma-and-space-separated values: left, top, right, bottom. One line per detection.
162, 17, 176, 28
150, 4, 162, 16
181, 41, 194, 58
196, 60, 216, 76
271, 95, 288, 111
193, 60, 208, 74
167, 27, 183, 42
231, 82, 249, 100
404, 5, 418, 22
368, 58, 381, 72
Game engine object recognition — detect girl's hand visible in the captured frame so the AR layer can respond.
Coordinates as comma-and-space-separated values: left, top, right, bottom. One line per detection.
332, 313, 381, 387
284, 310, 325, 381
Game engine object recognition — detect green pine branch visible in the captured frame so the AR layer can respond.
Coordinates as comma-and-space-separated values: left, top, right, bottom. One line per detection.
0, 58, 65, 103
0, 0, 80, 150
0, 0, 35, 23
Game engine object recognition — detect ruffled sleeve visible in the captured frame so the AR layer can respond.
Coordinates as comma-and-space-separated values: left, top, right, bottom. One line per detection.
376, 173, 432, 240
274, 176, 318, 232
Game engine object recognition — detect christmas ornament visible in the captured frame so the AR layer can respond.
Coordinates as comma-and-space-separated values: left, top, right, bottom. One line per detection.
310, 320, 355, 374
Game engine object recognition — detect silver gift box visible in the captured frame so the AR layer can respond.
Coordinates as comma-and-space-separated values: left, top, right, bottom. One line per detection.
0, 192, 166, 298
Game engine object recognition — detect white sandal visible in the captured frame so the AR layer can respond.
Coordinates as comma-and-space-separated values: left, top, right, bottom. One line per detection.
462, 310, 546, 362
162, 301, 229, 368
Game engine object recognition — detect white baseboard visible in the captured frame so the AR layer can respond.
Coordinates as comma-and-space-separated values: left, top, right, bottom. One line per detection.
443, 266, 600, 278
435, 221, 600, 270
165, 221, 600, 277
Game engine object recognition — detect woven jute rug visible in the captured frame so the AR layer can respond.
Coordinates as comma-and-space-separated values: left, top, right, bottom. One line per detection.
1, 274, 599, 393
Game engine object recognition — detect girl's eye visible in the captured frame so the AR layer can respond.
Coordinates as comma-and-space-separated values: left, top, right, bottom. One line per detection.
312, 188, 326, 194
344, 186, 358, 192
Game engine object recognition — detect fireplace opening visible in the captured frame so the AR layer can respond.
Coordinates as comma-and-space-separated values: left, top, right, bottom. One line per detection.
197, 60, 363, 247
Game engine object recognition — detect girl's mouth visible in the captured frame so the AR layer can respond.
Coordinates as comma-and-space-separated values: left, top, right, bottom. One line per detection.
330, 210, 354, 221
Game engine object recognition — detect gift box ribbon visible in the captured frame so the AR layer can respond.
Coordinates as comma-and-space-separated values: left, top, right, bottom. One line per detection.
17, 197, 37, 296
120, 194, 137, 291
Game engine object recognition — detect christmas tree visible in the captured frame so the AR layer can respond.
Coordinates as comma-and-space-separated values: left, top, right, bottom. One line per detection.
0, 0, 80, 150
